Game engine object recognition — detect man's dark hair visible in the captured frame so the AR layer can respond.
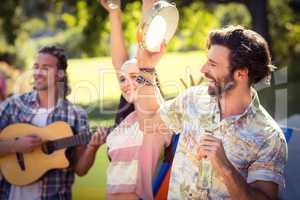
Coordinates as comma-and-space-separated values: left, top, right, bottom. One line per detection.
206, 25, 274, 85
38, 45, 70, 98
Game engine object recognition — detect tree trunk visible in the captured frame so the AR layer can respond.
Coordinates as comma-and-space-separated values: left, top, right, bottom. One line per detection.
244, 0, 272, 51
244, 0, 275, 116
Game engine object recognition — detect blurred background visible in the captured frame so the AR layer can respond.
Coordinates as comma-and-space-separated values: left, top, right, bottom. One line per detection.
0, 0, 299, 199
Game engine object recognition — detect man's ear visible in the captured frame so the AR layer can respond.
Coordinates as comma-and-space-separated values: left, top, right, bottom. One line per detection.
57, 70, 65, 81
234, 67, 249, 82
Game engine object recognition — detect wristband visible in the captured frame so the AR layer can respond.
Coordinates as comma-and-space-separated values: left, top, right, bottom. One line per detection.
136, 75, 155, 86
139, 67, 156, 75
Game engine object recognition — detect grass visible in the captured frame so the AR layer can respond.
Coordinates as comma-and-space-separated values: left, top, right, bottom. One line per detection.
73, 146, 109, 200
69, 50, 206, 200
67, 51, 206, 105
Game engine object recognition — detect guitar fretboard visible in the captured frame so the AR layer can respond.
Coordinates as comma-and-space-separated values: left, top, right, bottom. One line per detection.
46, 126, 114, 152
52, 133, 93, 150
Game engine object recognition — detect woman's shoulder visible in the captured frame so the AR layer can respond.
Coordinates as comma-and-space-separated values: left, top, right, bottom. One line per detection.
119, 111, 138, 127
108, 111, 139, 139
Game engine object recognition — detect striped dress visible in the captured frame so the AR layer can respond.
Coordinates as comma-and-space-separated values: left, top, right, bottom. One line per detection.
106, 111, 171, 200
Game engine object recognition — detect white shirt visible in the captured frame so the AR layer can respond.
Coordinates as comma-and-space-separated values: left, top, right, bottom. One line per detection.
8, 107, 53, 200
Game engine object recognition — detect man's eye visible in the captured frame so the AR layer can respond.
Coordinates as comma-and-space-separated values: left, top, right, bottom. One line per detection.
209, 63, 216, 67
131, 75, 138, 80
119, 77, 125, 82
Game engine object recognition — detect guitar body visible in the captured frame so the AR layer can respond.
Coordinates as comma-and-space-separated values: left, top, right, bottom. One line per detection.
0, 121, 73, 186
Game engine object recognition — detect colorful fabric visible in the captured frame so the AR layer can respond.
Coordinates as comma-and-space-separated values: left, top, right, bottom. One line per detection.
153, 134, 179, 199
106, 111, 171, 200
0, 90, 89, 200
160, 86, 288, 200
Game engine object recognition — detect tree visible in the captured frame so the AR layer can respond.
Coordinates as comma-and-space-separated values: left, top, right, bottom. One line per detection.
173, 0, 271, 50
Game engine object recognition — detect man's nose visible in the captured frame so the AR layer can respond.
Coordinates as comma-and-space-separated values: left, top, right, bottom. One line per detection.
200, 63, 208, 74
34, 68, 42, 75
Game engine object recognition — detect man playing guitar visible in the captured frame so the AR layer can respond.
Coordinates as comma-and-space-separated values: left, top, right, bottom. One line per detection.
0, 45, 105, 200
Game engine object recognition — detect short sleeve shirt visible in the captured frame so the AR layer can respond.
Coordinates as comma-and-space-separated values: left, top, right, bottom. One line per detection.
160, 86, 287, 200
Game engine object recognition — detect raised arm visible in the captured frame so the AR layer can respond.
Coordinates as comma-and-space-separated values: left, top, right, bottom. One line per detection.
142, 0, 156, 14
135, 45, 166, 131
99, 0, 128, 70
99, 0, 157, 70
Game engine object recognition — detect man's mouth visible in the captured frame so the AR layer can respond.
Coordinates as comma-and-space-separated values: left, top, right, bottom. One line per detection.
34, 77, 44, 82
206, 76, 217, 87
208, 78, 215, 85
123, 90, 131, 96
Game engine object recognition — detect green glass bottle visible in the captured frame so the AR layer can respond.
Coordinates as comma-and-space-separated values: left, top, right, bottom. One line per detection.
197, 158, 213, 189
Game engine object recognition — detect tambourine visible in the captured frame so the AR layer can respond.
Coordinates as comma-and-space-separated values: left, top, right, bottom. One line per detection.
137, 0, 179, 52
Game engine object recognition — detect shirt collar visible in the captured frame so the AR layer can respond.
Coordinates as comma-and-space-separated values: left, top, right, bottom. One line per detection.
27, 90, 65, 109
211, 87, 260, 128
241, 87, 260, 117
26, 90, 39, 108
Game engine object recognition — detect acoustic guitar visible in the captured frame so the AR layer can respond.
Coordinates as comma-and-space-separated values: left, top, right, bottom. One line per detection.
0, 121, 109, 186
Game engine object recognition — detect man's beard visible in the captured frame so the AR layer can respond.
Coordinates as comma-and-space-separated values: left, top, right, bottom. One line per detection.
207, 73, 235, 96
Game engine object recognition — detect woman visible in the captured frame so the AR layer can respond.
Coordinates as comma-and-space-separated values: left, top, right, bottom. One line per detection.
97, 1, 171, 199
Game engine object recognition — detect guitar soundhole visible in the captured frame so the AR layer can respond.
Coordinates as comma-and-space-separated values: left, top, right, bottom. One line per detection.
42, 142, 55, 155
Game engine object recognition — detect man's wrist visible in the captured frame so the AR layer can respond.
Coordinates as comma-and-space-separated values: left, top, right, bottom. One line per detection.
87, 144, 100, 152
221, 162, 236, 180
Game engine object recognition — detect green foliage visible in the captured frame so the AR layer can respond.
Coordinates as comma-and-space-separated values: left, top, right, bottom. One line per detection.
269, 0, 300, 64
265, 0, 300, 84
123, 1, 142, 45
214, 3, 251, 28
0, 0, 19, 45
171, 2, 219, 51
0, 0, 299, 75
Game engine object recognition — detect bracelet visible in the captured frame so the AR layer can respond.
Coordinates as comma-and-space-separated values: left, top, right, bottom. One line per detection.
139, 67, 156, 75
136, 75, 155, 86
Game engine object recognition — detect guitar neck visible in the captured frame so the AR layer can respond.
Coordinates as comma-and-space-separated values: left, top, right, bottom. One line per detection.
53, 133, 92, 150
46, 126, 113, 152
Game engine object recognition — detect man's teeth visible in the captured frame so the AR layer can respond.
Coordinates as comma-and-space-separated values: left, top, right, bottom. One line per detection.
208, 79, 215, 84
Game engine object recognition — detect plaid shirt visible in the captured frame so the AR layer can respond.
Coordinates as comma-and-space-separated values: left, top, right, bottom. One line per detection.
0, 91, 89, 200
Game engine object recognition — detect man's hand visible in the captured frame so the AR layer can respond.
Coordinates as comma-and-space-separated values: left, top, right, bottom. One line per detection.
14, 135, 42, 153
198, 134, 279, 200
99, 0, 121, 13
88, 127, 107, 150
137, 43, 166, 68
198, 134, 233, 175
74, 127, 108, 176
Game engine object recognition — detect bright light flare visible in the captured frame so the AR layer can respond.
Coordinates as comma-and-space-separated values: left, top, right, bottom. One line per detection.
146, 15, 167, 52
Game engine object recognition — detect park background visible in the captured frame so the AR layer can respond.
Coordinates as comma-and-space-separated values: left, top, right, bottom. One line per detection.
0, 0, 299, 199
